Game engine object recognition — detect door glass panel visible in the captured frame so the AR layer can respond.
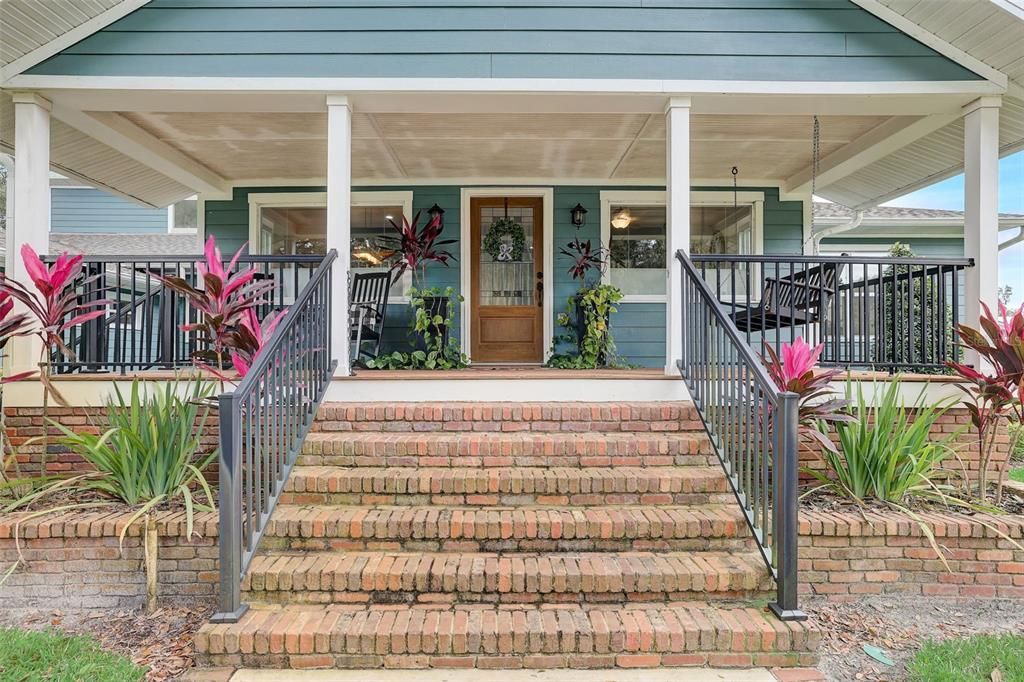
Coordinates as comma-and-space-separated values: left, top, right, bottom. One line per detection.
479, 204, 535, 306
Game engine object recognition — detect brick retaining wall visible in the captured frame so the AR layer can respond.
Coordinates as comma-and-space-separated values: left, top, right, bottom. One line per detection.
3, 507, 1021, 611
799, 509, 1024, 599
0, 511, 219, 609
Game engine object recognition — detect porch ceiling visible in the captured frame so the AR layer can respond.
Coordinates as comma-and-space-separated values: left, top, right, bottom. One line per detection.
116, 110, 893, 185
820, 0, 1024, 209
0, 91, 192, 207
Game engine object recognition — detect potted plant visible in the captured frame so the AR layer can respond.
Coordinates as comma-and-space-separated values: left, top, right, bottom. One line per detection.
548, 238, 623, 368
381, 211, 457, 344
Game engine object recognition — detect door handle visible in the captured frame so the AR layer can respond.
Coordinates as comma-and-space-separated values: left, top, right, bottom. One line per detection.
536, 280, 544, 306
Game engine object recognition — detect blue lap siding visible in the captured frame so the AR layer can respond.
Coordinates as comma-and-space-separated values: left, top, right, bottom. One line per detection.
30, 0, 980, 82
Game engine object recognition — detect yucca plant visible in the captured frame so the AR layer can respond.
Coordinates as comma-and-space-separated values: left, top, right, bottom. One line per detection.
807, 380, 962, 505
807, 378, 1024, 570
4, 377, 216, 610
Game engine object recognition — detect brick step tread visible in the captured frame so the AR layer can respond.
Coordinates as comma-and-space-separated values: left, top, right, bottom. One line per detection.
195, 602, 819, 662
264, 505, 747, 542
283, 466, 729, 501
315, 402, 701, 431
243, 550, 772, 596
299, 432, 713, 468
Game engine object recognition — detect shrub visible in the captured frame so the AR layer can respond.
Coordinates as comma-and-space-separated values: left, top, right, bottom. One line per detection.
806, 379, 962, 506
762, 337, 852, 453
47, 378, 216, 538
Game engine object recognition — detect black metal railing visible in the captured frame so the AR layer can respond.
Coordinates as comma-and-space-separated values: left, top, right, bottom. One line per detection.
692, 254, 974, 372
212, 249, 337, 622
44, 254, 323, 374
677, 250, 804, 620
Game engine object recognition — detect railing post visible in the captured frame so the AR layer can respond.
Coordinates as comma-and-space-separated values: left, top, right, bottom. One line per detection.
211, 391, 249, 623
770, 391, 806, 621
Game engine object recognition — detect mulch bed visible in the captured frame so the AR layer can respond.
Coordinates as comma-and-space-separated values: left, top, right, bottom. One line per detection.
808, 596, 1024, 681
0, 605, 213, 681
802, 485, 1024, 516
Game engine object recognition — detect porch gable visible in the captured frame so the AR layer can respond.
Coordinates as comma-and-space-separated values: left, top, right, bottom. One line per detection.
27, 0, 983, 82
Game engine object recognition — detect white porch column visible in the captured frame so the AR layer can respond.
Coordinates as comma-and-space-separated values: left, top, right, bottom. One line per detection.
665, 97, 691, 376
326, 96, 352, 376
962, 96, 1001, 359
8, 93, 52, 375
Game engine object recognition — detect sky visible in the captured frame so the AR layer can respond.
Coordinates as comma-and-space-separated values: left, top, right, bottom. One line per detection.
884, 150, 1024, 307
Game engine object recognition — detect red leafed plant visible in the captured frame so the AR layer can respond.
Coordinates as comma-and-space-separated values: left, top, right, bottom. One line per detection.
560, 237, 606, 283
948, 300, 1024, 500
155, 236, 276, 380
225, 308, 287, 379
763, 337, 853, 453
0, 245, 110, 476
382, 211, 456, 288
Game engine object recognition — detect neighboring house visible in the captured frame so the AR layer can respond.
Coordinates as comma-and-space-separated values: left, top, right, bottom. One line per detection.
2, 0, 1024, 674
49, 177, 199, 254
815, 202, 1024, 257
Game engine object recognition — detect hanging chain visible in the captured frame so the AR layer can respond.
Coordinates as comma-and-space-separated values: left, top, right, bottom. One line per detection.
811, 116, 821, 200
731, 166, 739, 209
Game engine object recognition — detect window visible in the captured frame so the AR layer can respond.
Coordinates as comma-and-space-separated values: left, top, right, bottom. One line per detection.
169, 197, 198, 233
601, 190, 763, 301
247, 191, 413, 300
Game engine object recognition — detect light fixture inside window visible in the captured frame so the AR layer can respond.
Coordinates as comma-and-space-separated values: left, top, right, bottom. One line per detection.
611, 209, 633, 230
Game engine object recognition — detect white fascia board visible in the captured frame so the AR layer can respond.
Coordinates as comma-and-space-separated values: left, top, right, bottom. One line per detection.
0, 1, 151, 83
850, 0, 1009, 89
784, 113, 959, 195
51, 106, 230, 197
3, 75, 1005, 97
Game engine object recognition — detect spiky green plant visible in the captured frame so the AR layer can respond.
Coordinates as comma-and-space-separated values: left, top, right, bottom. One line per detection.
50, 378, 216, 538
807, 380, 963, 505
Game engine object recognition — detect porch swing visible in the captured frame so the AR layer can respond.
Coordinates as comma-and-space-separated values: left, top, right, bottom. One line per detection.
725, 116, 844, 334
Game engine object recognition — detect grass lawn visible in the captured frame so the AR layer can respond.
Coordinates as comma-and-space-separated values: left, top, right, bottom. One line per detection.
906, 634, 1024, 682
0, 628, 145, 682
1011, 466, 1024, 483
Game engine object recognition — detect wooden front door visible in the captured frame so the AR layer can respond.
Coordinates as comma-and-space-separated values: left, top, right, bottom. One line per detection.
470, 196, 545, 363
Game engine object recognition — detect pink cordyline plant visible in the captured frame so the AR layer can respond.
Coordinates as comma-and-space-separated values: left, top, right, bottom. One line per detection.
155, 236, 276, 380
763, 337, 852, 454
948, 300, 1024, 501
0, 245, 109, 477
226, 308, 287, 379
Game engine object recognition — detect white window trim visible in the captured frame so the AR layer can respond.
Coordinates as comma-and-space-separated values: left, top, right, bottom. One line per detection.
247, 190, 413, 301
167, 195, 199, 235
600, 190, 765, 303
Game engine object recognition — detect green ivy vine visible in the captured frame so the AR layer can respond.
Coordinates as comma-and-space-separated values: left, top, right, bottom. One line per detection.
364, 286, 469, 370
546, 284, 625, 369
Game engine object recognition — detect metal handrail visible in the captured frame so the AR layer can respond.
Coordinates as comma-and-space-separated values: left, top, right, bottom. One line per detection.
691, 253, 973, 372
212, 249, 338, 623
676, 249, 804, 620
43, 254, 324, 373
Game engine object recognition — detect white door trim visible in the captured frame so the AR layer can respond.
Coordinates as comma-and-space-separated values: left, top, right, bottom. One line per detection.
459, 187, 555, 364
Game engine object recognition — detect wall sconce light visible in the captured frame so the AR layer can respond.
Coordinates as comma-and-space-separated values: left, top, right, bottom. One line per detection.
570, 203, 588, 228
427, 203, 445, 222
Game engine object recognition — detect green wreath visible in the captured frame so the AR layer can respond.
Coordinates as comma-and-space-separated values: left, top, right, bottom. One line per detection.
482, 217, 526, 262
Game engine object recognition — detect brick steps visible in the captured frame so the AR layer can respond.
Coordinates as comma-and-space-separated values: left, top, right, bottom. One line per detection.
298, 431, 714, 468
195, 602, 818, 670
193, 401, 816, 671
259, 505, 752, 553
242, 550, 773, 604
280, 466, 731, 506
314, 401, 703, 433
